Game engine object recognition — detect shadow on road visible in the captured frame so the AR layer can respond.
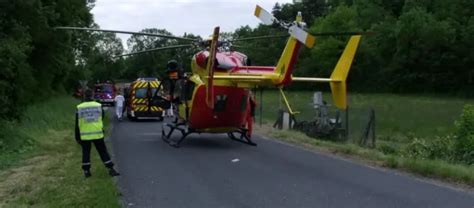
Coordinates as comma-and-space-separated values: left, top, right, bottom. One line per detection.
171, 135, 253, 150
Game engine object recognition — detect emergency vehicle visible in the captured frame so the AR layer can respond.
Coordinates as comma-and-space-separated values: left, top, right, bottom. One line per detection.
126, 78, 164, 121
93, 81, 116, 106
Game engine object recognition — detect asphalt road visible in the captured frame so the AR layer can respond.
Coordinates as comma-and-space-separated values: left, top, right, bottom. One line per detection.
110, 114, 474, 208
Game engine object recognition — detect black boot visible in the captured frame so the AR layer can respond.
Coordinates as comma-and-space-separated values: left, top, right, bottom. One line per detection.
108, 168, 120, 177
84, 170, 92, 178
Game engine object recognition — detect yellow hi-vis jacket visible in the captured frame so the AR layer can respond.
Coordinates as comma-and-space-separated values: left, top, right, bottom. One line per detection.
77, 101, 104, 140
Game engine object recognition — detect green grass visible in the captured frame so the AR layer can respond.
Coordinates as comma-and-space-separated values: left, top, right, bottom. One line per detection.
257, 90, 470, 139
0, 97, 120, 207
255, 91, 474, 186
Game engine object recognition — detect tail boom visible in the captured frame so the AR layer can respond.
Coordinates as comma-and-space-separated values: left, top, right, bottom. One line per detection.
292, 35, 362, 109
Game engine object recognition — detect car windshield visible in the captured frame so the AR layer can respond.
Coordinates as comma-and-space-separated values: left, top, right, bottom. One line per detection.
135, 88, 158, 98
95, 85, 113, 93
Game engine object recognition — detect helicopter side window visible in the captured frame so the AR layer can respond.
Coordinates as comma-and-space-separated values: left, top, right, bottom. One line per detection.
214, 94, 227, 112
216, 59, 233, 71
245, 57, 252, 66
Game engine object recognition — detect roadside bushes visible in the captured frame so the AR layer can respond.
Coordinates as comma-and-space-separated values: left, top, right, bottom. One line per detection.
403, 104, 474, 165
403, 136, 454, 161
453, 104, 474, 164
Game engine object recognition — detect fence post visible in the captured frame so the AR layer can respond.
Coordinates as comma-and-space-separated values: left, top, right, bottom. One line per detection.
360, 108, 376, 148
259, 88, 263, 127
345, 106, 349, 141
371, 108, 376, 148
273, 109, 284, 129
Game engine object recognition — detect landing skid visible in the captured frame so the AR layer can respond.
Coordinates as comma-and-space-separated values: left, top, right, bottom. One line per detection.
161, 122, 192, 148
227, 129, 257, 146
161, 122, 257, 148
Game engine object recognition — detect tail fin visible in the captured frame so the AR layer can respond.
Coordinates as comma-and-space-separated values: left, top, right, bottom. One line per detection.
273, 29, 315, 86
273, 38, 303, 86
258, 6, 314, 86
329, 35, 362, 109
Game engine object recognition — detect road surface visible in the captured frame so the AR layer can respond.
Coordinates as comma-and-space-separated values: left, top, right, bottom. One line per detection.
109, 115, 474, 208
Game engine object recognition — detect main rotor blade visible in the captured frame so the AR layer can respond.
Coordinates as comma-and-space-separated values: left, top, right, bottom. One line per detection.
115, 44, 193, 57
310, 32, 374, 36
55, 27, 198, 41
233, 35, 289, 42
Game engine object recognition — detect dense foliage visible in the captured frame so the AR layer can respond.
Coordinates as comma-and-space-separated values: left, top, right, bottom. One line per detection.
235, 0, 474, 94
0, 0, 123, 119
454, 104, 474, 164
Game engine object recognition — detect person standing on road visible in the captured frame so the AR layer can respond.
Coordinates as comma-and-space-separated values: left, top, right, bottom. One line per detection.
162, 60, 181, 117
75, 89, 120, 178
114, 91, 125, 121
246, 90, 257, 137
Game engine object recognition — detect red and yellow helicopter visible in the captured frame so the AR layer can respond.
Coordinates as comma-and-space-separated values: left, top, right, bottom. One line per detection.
57, 5, 362, 148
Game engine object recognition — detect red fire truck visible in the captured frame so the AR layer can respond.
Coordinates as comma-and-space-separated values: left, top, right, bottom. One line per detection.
93, 81, 116, 106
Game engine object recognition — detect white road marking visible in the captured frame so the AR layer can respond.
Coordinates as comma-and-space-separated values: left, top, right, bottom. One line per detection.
138, 133, 161, 136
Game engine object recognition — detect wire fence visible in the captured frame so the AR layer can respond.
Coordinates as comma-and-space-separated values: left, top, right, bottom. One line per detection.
268, 92, 377, 147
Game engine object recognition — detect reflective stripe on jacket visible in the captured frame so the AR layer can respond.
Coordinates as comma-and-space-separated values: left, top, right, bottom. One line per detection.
77, 101, 104, 140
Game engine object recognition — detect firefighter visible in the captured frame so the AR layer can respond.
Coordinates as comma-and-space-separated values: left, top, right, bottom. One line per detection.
163, 60, 181, 117
75, 89, 120, 178
166, 59, 180, 80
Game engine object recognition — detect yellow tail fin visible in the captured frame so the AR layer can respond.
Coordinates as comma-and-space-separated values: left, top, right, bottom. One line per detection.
330, 35, 361, 109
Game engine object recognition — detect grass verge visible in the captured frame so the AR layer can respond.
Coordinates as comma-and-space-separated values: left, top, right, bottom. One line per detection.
0, 97, 120, 207
256, 125, 474, 187
257, 91, 470, 139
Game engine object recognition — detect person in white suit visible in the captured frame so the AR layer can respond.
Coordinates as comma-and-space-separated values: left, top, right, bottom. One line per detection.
114, 92, 125, 121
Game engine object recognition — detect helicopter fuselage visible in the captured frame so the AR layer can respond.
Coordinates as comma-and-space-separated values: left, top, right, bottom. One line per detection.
172, 50, 258, 133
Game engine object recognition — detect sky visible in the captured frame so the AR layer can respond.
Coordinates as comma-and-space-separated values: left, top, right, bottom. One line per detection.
91, 0, 293, 49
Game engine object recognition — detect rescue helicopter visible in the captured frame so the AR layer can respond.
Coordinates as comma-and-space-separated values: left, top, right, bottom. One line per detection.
56, 5, 363, 148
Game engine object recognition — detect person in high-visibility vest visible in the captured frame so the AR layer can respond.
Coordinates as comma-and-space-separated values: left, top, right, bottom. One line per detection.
75, 89, 120, 178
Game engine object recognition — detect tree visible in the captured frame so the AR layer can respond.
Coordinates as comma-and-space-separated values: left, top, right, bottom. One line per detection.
305, 5, 361, 77
390, 7, 457, 92
0, 0, 93, 119
124, 29, 180, 78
